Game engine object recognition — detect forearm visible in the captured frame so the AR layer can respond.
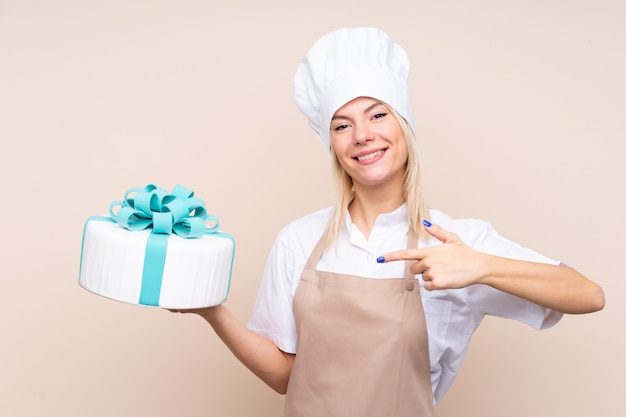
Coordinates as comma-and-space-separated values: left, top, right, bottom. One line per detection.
479, 255, 605, 314
197, 305, 295, 394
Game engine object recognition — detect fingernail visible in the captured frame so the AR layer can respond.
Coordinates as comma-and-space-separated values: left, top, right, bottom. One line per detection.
423, 219, 432, 227
376, 256, 385, 263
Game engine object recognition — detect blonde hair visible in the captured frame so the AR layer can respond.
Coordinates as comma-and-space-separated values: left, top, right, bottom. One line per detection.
325, 104, 430, 245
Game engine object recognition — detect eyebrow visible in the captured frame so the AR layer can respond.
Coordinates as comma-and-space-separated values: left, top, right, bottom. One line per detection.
331, 101, 385, 121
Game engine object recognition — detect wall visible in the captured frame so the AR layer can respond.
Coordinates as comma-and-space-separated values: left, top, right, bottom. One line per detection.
1, 1, 624, 416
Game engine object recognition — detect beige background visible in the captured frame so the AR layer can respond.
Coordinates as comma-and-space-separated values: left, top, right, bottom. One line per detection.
1, 0, 624, 416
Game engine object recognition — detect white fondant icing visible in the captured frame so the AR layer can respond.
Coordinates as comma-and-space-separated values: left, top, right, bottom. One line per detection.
79, 219, 234, 308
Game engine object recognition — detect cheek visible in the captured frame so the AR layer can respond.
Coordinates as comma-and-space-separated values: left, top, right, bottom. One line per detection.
398, 142, 409, 161
330, 137, 350, 157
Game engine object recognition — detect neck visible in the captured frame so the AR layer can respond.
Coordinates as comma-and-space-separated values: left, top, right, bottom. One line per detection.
349, 184, 405, 239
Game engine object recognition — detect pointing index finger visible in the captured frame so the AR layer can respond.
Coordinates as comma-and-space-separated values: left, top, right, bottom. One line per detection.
376, 249, 424, 263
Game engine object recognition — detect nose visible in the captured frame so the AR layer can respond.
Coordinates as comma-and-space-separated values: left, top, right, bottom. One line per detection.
353, 122, 374, 145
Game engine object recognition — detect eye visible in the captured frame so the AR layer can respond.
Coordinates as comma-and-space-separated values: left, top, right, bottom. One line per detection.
333, 123, 349, 131
372, 112, 387, 120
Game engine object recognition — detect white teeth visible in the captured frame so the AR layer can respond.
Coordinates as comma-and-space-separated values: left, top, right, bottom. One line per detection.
356, 150, 383, 161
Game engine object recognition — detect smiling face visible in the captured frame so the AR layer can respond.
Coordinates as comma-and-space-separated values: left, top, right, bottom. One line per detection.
329, 97, 408, 191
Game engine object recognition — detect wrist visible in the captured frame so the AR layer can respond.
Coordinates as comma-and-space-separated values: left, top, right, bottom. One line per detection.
198, 304, 226, 325
477, 252, 498, 286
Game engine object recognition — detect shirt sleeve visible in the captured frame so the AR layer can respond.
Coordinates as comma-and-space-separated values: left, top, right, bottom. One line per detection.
246, 226, 300, 354
462, 220, 564, 330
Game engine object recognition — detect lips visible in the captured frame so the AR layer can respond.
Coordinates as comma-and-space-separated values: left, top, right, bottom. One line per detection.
355, 150, 384, 161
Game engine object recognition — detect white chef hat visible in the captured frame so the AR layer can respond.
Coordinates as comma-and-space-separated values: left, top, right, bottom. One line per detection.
294, 27, 416, 150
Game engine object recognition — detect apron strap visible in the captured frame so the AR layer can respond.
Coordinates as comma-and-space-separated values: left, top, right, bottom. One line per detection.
305, 227, 331, 269
403, 230, 418, 290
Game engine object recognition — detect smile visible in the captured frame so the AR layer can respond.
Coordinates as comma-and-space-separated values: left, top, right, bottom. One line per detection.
355, 150, 384, 161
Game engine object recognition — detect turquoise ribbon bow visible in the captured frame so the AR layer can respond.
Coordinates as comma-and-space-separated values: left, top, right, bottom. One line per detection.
109, 184, 221, 306
110, 184, 219, 237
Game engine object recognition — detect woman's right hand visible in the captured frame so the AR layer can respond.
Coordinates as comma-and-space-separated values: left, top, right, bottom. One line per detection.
168, 305, 220, 323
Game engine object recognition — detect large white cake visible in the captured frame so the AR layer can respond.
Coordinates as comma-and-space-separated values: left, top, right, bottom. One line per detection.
79, 185, 235, 309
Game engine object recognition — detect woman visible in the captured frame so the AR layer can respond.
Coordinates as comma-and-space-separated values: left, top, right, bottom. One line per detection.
177, 27, 604, 416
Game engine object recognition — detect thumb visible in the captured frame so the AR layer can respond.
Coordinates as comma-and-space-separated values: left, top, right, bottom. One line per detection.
423, 219, 459, 244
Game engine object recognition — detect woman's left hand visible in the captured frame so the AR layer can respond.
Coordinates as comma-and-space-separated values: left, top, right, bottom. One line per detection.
381, 222, 605, 314
380, 223, 489, 291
